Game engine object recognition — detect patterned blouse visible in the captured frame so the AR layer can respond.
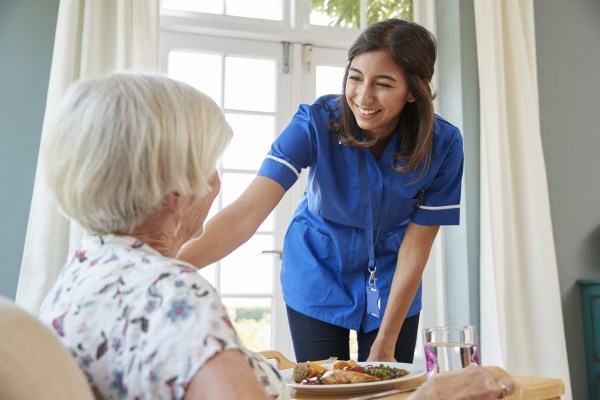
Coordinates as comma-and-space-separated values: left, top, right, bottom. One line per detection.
38, 234, 290, 400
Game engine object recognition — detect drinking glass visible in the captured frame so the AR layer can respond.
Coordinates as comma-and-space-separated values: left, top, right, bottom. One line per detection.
422, 325, 479, 376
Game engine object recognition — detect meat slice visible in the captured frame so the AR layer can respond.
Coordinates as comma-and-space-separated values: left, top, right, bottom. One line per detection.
319, 370, 381, 384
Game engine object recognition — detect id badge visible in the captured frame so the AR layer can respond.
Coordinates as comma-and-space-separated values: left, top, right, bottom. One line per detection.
366, 285, 381, 318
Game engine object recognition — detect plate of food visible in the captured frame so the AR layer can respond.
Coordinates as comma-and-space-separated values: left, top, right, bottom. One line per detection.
280, 359, 425, 394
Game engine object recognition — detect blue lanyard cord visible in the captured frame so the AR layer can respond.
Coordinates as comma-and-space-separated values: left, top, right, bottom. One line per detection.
358, 149, 376, 273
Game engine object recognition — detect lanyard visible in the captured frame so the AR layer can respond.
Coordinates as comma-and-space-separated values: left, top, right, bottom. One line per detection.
359, 148, 382, 319
358, 148, 377, 286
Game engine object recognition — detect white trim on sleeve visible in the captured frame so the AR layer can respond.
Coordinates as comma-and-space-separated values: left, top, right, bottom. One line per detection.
419, 204, 460, 210
265, 155, 300, 177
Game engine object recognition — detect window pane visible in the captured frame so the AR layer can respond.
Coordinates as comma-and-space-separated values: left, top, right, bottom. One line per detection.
310, 0, 359, 28
222, 172, 253, 202
168, 51, 223, 105
162, 0, 283, 21
224, 114, 274, 171
197, 264, 217, 287
221, 172, 274, 231
162, 0, 223, 14
316, 65, 345, 98
223, 297, 272, 351
368, 0, 413, 23
220, 235, 274, 294
227, 0, 283, 20
309, 11, 338, 27
310, 0, 413, 28
224, 57, 275, 112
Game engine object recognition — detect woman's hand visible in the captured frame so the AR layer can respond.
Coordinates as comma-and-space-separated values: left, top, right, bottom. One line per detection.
409, 365, 516, 400
366, 337, 396, 362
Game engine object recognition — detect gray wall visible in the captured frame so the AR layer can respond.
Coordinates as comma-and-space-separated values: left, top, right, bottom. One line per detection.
0, 0, 59, 299
534, 0, 600, 398
1, 0, 598, 397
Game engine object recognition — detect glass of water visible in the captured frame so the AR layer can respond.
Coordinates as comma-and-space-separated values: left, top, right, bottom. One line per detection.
422, 325, 479, 376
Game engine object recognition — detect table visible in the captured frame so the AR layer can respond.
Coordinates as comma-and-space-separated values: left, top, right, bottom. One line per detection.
260, 351, 565, 400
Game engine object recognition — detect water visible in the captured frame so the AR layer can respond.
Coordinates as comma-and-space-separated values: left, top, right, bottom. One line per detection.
424, 341, 479, 375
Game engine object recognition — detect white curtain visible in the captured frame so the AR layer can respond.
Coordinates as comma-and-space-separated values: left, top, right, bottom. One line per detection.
475, 1, 572, 398
16, 0, 160, 314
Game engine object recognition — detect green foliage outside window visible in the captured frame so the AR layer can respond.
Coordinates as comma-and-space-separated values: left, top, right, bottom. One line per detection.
311, 0, 413, 28
228, 306, 272, 351
235, 306, 270, 321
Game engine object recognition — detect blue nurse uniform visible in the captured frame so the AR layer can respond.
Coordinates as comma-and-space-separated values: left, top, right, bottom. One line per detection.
258, 95, 463, 333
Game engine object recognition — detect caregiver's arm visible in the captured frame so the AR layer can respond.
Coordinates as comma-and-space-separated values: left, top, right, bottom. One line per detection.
367, 222, 440, 361
178, 176, 285, 269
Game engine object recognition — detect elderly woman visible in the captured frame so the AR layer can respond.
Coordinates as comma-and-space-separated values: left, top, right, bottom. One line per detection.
37, 72, 289, 400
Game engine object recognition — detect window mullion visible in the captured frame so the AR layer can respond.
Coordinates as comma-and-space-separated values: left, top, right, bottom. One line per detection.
360, 0, 367, 29
291, 0, 310, 30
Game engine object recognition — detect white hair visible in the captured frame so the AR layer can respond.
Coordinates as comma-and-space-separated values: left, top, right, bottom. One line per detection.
41, 72, 232, 234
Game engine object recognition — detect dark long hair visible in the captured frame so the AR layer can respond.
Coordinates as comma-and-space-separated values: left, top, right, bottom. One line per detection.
329, 19, 437, 177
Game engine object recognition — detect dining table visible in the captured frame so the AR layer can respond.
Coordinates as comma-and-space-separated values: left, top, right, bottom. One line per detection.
260, 351, 565, 400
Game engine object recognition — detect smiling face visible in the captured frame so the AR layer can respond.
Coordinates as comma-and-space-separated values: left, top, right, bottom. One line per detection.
345, 50, 415, 143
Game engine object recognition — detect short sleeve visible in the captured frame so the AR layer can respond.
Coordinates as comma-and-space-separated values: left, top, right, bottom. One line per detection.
146, 268, 244, 397
411, 124, 464, 226
155, 268, 290, 399
258, 103, 316, 191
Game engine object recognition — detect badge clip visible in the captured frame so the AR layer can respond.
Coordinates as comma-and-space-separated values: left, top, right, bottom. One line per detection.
366, 266, 381, 318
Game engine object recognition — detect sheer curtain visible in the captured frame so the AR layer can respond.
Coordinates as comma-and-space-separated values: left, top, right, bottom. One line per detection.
16, 0, 160, 314
474, 1, 572, 398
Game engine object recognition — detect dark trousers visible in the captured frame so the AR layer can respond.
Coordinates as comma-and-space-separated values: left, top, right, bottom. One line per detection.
286, 305, 420, 363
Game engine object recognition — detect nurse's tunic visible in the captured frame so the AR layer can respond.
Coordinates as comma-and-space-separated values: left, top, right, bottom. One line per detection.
258, 95, 463, 333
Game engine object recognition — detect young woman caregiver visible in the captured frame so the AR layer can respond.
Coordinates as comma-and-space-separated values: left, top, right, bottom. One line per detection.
178, 18, 463, 364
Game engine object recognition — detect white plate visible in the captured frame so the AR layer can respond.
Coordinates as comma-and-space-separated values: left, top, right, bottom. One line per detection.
281, 361, 425, 394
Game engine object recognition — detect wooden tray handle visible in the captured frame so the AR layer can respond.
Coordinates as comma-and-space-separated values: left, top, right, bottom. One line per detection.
258, 350, 296, 370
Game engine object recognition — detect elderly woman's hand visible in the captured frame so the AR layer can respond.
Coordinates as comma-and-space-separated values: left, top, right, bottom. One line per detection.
409, 365, 516, 400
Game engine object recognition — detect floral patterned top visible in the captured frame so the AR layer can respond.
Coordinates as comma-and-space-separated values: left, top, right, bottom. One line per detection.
38, 234, 290, 400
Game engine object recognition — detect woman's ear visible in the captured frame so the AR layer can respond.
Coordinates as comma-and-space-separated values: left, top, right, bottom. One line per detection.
408, 94, 416, 103
165, 192, 182, 213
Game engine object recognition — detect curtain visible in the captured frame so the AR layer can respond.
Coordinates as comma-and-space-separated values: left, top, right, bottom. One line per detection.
16, 0, 160, 314
474, 1, 572, 398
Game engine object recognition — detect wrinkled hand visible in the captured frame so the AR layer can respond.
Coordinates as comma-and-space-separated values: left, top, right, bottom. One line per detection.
409, 365, 516, 400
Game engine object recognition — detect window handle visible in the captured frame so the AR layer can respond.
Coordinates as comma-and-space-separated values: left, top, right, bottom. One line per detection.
261, 250, 282, 260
